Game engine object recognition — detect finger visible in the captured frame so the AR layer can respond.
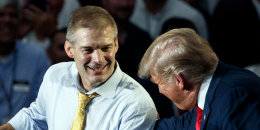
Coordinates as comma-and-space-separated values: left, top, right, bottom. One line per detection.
23, 8, 38, 22
28, 5, 44, 14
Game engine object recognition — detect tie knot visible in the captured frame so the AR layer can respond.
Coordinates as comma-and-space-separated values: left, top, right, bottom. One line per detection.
78, 92, 100, 109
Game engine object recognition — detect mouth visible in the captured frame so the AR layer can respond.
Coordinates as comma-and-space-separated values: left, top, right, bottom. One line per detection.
87, 64, 107, 74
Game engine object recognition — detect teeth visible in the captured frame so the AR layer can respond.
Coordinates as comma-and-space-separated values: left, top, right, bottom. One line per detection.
91, 68, 102, 71
89, 67, 103, 71
88, 65, 105, 71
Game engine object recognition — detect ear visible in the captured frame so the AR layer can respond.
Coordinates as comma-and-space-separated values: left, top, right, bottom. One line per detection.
64, 40, 75, 58
114, 37, 119, 53
175, 73, 185, 90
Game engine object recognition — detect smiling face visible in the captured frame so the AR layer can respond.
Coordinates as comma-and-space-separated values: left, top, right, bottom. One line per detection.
65, 27, 118, 91
47, 31, 72, 64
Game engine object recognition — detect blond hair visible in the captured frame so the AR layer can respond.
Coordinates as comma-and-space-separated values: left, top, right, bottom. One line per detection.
138, 28, 218, 84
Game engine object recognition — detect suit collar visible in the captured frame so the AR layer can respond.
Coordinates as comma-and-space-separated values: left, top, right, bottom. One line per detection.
200, 61, 227, 130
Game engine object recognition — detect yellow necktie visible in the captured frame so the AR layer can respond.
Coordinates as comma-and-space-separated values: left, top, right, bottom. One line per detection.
71, 91, 100, 130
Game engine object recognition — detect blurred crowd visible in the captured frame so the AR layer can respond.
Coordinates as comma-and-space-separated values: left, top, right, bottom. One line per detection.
0, 0, 259, 125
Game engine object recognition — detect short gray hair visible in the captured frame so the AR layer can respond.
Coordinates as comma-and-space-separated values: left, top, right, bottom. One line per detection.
66, 6, 118, 44
138, 28, 219, 85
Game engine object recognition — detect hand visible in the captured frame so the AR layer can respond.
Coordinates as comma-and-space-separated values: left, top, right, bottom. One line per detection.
0, 123, 14, 130
23, 5, 57, 38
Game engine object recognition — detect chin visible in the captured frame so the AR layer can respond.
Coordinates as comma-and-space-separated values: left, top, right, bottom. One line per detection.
176, 103, 194, 111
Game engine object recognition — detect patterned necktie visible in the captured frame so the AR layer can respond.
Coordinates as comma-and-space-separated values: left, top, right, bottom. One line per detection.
71, 91, 100, 130
196, 106, 203, 130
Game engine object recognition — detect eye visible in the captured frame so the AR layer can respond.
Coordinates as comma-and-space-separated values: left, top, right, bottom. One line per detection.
101, 46, 111, 52
82, 48, 94, 54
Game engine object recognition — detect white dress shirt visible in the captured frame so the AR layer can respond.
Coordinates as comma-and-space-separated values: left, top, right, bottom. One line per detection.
197, 71, 215, 110
9, 62, 157, 130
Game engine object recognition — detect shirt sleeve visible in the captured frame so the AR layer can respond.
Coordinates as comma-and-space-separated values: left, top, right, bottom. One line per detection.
8, 64, 54, 130
118, 96, 157, 130
8, 102, 48, 130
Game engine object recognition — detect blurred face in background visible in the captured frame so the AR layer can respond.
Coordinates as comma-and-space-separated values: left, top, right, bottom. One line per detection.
47, 31, 72, 64
46, 0, 64, 14
0, 4, 18, 44
102, 0, 135, 21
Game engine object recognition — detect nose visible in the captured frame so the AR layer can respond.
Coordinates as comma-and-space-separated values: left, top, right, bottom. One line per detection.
158, 85, 163, 94
91, 49, 104, 64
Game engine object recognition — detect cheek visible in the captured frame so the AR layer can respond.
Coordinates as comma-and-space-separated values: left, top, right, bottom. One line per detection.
158, 84, 175, 96
105, 52, 116, 61
158, 84, 169, 94
158, 85, 173, 101
75, 52, 89, 63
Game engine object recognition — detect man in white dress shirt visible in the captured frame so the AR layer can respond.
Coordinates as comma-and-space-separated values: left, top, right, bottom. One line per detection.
0, 5, 156, 130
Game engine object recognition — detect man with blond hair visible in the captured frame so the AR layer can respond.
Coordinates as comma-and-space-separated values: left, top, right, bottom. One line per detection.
138, 28, 260, 130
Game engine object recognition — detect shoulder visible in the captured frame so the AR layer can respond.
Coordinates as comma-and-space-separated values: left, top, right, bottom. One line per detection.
220, 63, 260, 87
210, 63, 260, 99
47, 61, 74, 73
118, 73, 156, 107
44, 61, 75, 80
207, 63, 260, 120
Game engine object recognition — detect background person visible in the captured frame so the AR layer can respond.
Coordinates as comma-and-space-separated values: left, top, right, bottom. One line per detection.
0, 0, 48, 125
46, 28, 73, 65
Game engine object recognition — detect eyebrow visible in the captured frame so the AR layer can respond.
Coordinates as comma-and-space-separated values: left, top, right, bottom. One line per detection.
80, 43, 114, 49
103, 43, 114, 47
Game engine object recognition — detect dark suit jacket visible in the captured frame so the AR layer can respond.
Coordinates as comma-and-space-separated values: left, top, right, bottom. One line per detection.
155, 62, 260, 130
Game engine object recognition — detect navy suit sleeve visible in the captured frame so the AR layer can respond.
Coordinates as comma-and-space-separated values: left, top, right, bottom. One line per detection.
155, 108, 196, 130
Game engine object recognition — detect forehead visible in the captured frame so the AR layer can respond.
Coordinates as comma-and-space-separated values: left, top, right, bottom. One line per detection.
74, 27, 115, 46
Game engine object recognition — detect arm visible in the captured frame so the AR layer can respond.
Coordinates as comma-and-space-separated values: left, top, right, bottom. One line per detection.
0, 123, 14, 130
155, 109, 196, 130
7, 65, 55, 130
118, 96, 157, 130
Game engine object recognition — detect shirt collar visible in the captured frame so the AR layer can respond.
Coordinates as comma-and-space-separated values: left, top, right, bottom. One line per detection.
71, 62, 123, 99
197, 65, 217, 110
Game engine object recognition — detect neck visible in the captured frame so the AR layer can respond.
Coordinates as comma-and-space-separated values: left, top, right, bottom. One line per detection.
181, 81, 202, 110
